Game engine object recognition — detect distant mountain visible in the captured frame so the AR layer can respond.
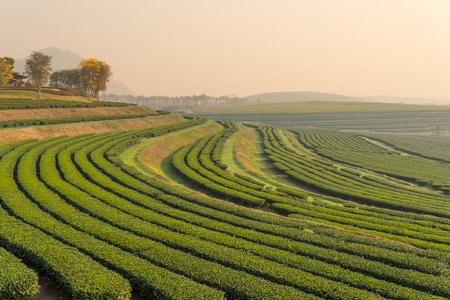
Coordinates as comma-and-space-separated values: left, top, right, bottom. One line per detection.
14, 47, 134, 96
245, 91, 450, 106
14, 47, 81, 72
103, 79, 135, 96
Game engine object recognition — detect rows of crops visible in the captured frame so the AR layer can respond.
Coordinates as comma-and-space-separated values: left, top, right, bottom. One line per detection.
281, 111, 450, 131
0, 98, 132, 110
291, 128, 450, 189
82, 121, 450, 298
0, 119, 448, 299
0, 112, 157, 128
170, 122, 450, 252
356, 132, 450, 163
255, 125, 450, 219
248, 125, 450, 250
172, 121, 310, 207
192, 109, 450, 133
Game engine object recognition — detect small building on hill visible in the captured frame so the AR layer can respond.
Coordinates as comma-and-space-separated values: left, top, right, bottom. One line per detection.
9, 72, 28, 86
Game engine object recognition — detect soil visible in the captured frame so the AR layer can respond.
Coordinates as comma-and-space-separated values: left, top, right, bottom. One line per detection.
31, 275, 145, 300
31, 276, 70, 300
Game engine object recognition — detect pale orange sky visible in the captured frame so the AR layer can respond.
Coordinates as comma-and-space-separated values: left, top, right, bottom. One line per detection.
3, 0, 450, 100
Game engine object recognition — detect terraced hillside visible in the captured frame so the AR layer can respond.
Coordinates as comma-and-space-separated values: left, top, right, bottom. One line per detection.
0, 91, 449, 299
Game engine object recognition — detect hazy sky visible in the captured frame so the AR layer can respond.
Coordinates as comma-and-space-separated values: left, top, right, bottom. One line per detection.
3, 0, 450, 99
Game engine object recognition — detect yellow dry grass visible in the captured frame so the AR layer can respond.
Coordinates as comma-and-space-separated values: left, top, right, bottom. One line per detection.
233, 126, 260, 173
0, 106, 154, 121
138, 121, 222, 170
0, 114, 184, 143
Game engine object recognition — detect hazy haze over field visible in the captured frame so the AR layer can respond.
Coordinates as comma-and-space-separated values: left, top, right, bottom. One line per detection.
3, 0, 450, 102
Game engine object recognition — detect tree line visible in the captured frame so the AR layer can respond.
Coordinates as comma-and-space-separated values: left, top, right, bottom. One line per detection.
3, 51, 246, 109
100, 93, 248, 110
50, 58, 111, 99
1, 51, 111, 99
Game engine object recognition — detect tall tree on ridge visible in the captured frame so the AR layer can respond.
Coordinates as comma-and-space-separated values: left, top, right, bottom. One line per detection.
25, 51, 52, 98
78, 58, 111, 98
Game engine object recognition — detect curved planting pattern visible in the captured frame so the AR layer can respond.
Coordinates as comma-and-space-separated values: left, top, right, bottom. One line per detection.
293, 128, 450, 188
0, 118, 449, 299
255, 125, 450, 218
172, 121, 309, 207
170, 122, 450, 251
0, 138, 132, 300
351, 132, 450, 163
250, 125, 450, 251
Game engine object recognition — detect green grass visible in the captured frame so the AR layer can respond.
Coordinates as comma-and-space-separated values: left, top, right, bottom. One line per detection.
0, 89, 92, 102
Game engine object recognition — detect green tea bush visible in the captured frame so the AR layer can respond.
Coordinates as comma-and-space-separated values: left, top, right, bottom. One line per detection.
0, 247, 39, 300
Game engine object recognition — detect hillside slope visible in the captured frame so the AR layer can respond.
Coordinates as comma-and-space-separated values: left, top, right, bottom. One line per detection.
0, 89, 176, 144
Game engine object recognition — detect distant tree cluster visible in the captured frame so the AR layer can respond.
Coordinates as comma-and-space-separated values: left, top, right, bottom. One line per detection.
0, 57, 15, 86
49, 69, 80, 89
50, 58, 111, 98
2, 51, 111, 99
100, 93, 248, 110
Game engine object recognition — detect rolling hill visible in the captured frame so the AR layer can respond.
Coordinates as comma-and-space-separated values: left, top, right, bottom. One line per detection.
246, 91, 361, 103
245, 91, 450, 105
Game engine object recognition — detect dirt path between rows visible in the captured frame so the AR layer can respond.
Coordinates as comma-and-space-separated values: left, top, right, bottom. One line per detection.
31, 275, 145, 300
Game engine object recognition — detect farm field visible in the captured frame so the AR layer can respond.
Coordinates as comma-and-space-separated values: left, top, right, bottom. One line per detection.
355, 132, 450, 162
290, 128, 450, 189
182, 101, 450, 133
0, 90, 449, 299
